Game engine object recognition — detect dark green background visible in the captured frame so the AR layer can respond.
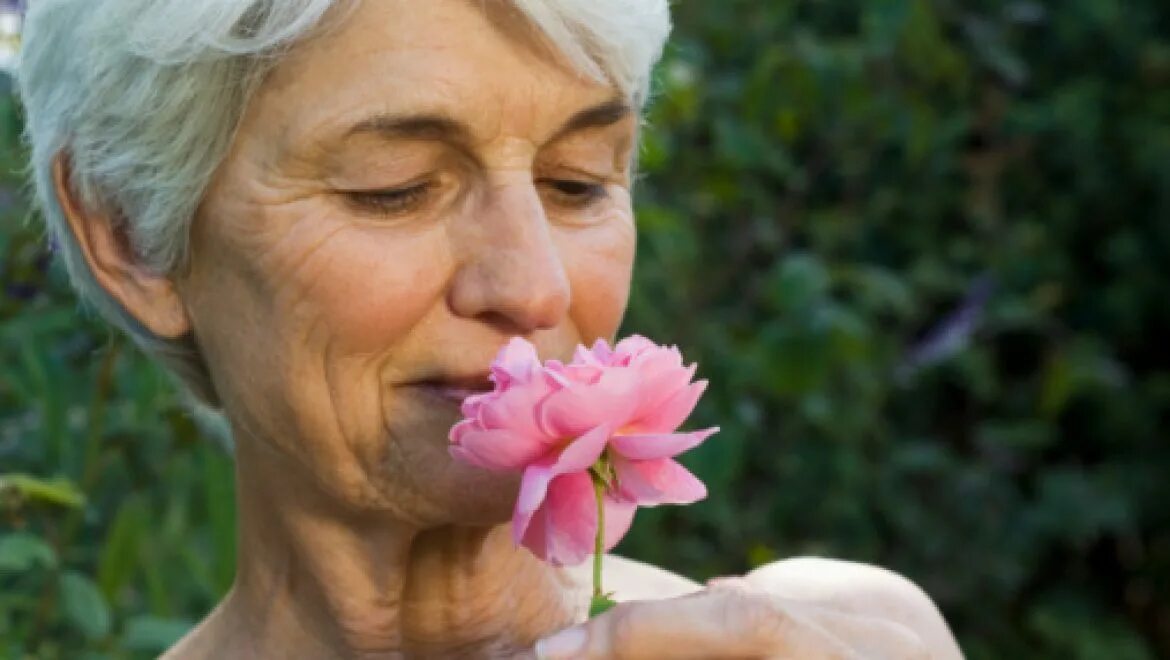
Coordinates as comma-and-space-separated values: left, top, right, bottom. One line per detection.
2, 1, 1168, 657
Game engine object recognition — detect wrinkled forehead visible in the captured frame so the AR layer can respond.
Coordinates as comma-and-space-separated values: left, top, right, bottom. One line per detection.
248, 0, 621, 159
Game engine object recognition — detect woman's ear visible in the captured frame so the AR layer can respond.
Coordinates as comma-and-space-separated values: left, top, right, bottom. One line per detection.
51, 153, 191, 339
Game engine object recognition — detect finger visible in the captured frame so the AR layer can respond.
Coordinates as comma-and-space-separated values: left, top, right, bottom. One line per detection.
535, 588, 860, 660
705, 576, 754, 593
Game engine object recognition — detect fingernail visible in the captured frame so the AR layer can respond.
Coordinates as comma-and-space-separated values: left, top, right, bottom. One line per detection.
535, 626, 587, 659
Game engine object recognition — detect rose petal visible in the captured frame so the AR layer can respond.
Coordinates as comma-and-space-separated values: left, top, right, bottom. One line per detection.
448, 445, 476, 466
513, 460, 556, 544
460, 391, 493, 420
478, 379, 556, 439
516, 495, 551, 560
601, 494, 637, 552
491, 337, 542, 387
511, 423, 611, 542
629, 361, 696, 423
612, 456, 708, 506
518, 471, 597, 565
608, 427, 718, 460
627, 380, 708, 434
449, 418, 477, 446
456, 428, 554, 471
628, 343, 684, 373
537, 369, 641, 438
562, 362, 604, 385
573, 342, 602, 367
613, 335, 656, 364
542, 362, 572, 387
555, 423, 612, 474
515, 467, 639, 564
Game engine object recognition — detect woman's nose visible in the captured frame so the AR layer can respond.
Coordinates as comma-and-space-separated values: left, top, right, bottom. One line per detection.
447, 179, 571, 333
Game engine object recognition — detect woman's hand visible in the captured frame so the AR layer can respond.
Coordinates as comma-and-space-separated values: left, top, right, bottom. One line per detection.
534, 578, 933, 659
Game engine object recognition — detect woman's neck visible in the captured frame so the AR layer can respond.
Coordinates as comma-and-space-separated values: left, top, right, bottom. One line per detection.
173, 442, 583, 658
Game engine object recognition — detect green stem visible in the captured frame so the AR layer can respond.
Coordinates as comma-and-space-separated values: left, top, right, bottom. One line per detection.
592, 473, 605, 599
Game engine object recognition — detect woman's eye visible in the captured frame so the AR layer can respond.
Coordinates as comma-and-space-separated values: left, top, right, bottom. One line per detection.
344, 181, 434, 215
540, 178, 608, 208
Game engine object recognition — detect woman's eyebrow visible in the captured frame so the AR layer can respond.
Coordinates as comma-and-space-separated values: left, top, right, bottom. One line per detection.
340, 97, 632, 145
344, 114, 472, 143
554, 97, 633, 138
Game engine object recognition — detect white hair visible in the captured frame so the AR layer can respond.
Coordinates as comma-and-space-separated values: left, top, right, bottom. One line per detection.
17, 0, 671, 421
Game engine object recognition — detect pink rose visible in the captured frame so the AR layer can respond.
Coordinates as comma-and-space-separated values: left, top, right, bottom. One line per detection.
449, 336, 718, 566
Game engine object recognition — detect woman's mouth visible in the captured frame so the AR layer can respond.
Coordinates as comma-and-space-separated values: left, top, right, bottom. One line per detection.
413, 376, 494, 404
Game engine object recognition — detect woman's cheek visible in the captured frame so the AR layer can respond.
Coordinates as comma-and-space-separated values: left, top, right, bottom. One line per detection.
310, 230, 450, 351
562, 211, 636, 337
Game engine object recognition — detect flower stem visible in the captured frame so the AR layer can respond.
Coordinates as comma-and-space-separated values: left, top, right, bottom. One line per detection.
593, 474, 605, 600
588, 470, 617, 617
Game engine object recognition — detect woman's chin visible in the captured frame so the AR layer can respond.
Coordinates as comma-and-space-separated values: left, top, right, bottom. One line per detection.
374, 400, 520, 524
443, 464, 522, 525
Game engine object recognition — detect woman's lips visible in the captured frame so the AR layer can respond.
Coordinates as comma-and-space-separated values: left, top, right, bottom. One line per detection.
413, 381, 492, 404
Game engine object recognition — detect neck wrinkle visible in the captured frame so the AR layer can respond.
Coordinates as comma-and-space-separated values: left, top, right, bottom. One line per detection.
220, 436, 582, 658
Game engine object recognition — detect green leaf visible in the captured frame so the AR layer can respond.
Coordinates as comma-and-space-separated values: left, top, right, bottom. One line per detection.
0, 473, 85, 509
588, 593, 618, 618
121, 616, 194, 652
0, 532, 57, 572
767, 253, 831, 313
97, 495, 148, 599
58, 570, 112, 641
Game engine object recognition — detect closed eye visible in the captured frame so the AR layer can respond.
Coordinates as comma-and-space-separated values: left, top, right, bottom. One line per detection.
539, 178, 608, 208
343, 180, 434, 215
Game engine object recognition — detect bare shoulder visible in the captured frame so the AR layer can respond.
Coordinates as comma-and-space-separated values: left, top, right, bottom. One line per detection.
564, 554, 702, 602
746, 556, 964, 659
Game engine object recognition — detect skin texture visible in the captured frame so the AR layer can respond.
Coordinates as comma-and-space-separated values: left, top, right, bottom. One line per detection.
52, 0, 965, 657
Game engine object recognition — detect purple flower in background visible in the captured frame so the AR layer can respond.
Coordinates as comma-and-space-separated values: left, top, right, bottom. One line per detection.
897, 275, 995, 381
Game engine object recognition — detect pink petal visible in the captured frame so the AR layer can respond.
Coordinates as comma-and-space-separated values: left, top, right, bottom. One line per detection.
537, 368, 641, 438
562, 362, 604, 385
516, 496, 552, 560
478, 379, 556, 439
573, 341, 603, 366
518, 471, 598, 565
448, 418, 477, 446
449, 445, 476, 465
460, 391, 492, 420
552, 423, 613, 474
491, 337, 542, 387
455, 428, 553, 471
612, 456, 707, 506
511, 424, 611, 543
628, 361, 696, 424
515, 468, 639, 564
600, 495, 637, 552
542, 362, 572, 387
628, 343, 684, 373
608, 427, 719, 460
613, 335, 656, 364
628, 380, 708, 434
513, 461, 556, 544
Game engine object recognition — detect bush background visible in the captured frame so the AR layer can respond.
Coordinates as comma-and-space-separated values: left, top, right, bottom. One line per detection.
2, 1, 1168, 657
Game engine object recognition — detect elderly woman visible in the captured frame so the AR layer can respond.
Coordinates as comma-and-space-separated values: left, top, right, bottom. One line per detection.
19, 1, 964, 658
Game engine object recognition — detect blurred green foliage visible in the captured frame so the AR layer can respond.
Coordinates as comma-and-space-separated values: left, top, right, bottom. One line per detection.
2, 1, 1168, 658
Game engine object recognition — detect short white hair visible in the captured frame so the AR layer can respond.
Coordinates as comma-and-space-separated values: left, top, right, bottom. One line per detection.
18, 0, 671, 413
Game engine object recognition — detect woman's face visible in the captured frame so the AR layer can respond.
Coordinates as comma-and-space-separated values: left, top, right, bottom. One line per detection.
179, 0, 638, 524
